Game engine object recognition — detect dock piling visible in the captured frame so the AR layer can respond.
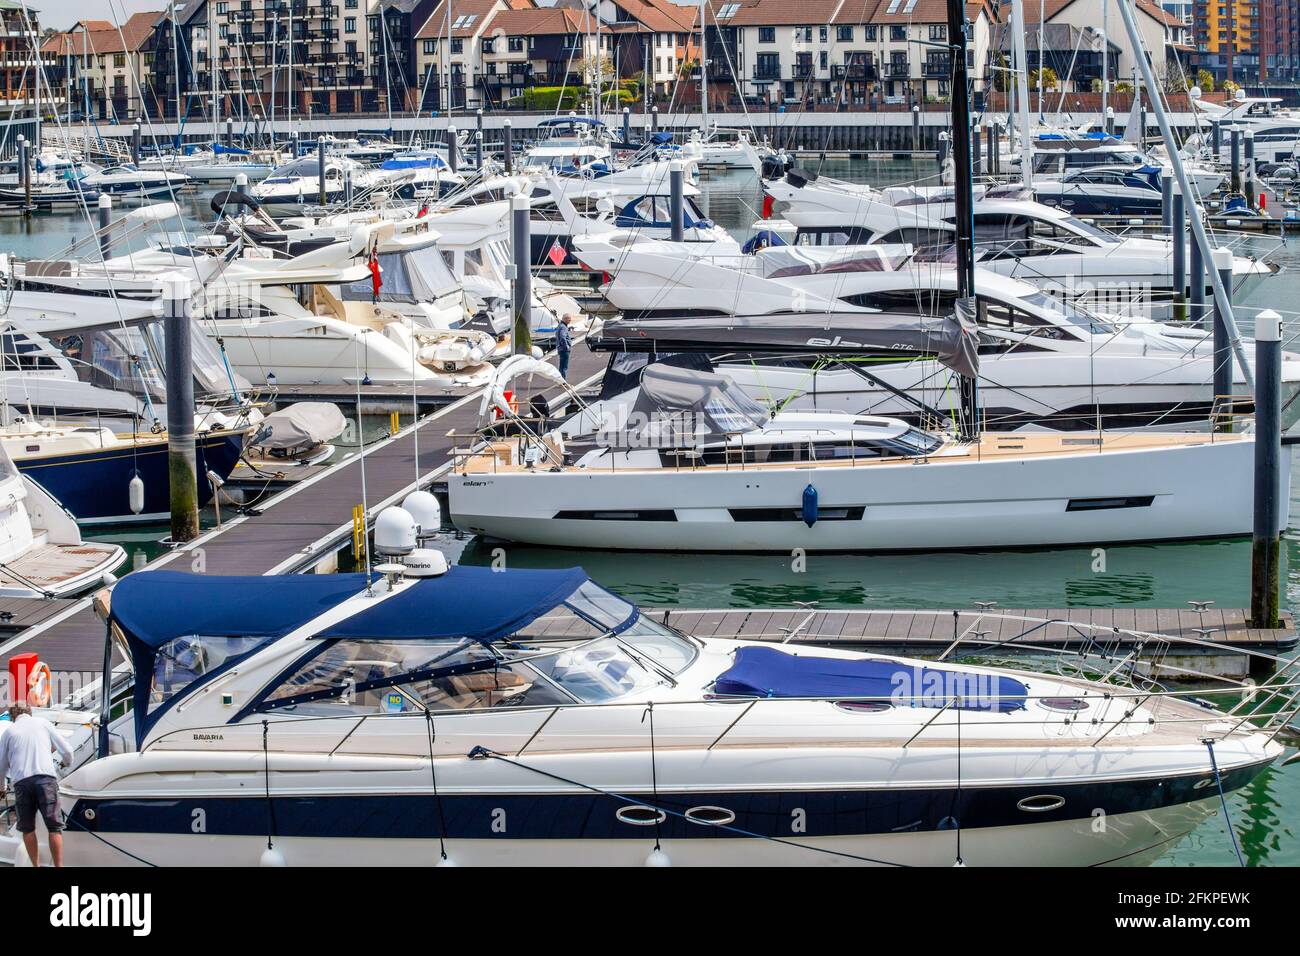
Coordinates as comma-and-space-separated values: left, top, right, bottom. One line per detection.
1244, 130, 1256, 209
97, 194, 112, 260
1172, 183, 1186, 321
17, 135, 30, 215
131, 122, 141, 166
1161, 168, 1172, 230
226, 117, 233, 147
1212, 247, 1235, 422
972, 126, 981, 176
503, 120, 513, 173
163, 276, 200, 544
1189, 226, 1206, 327
1251, 310, 1282, 629
622, 106, 630, 143
669, 159, 685, 242
510, 194, 532, 356
317, 138, 327, 206
912, 105, 920, 153
1230, 126, 1242, 193
447, 125, 459, 174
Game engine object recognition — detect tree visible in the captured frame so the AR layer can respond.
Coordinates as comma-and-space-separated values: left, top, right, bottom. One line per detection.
1195, 69, 1215, 93
1029, 67, 1059, 92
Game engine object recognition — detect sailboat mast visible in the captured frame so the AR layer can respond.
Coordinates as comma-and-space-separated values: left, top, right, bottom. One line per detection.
170, 0, 182, 142
1011, 0, 1032, 188
699, 0, 708, 131
209, 0, 218, 138
945, 0, 978, 439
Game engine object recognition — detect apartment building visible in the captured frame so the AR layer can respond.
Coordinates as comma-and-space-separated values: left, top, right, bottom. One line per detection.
697, 0, 993, 108
1, 0, 45, 106
42, 13, 159, 120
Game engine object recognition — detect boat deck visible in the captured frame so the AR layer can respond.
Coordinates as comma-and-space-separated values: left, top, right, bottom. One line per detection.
460, 429, 1245, 475
0, 542, 125, 598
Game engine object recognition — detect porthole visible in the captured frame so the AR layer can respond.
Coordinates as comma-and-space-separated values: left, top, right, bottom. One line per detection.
1017, 794, 1066, 813
1038, 697, 1090, 713
834, 700, 893, 714
684, 806, 736, 827
615, 805, 667, 826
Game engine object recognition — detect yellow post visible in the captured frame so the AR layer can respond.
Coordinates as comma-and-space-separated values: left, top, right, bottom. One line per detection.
390, 410, 400, 434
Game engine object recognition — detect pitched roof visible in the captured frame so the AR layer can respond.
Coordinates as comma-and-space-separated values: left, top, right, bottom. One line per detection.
716, 0, 843, 27
477, 5, 600, 37
1005, 0, 1182, 29
609, 0, 696, 33
41, 11, 161, 57
415, 0, 502, 39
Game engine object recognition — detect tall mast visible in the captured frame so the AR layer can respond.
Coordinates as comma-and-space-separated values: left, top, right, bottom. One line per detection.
1011, 0, 1032, 188
945, 0, 978, 439
171, 0, 182, 141
445, 0, 452, 115
288, 0, 295, 130
1100, 0, 1108, 122
210, 0, 218, 135
699, 0, 708, 131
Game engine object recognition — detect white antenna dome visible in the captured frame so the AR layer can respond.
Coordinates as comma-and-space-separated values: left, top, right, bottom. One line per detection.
373, 506, 417, 556
402, 490, 442, 541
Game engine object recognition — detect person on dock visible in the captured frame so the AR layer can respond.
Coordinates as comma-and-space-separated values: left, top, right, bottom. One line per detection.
0, 702, 73, 867
556, 315, 574, 380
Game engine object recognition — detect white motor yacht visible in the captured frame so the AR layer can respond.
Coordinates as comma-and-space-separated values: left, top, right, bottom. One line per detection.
52, 558, 1286, 866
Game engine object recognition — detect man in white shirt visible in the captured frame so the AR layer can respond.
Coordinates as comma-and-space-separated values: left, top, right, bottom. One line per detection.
0, 702, 73, 867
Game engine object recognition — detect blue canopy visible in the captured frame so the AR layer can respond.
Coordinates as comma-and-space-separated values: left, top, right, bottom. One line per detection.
112, 571, 370, 745
713, 646, 1027, 712
318, 565, 589, 643
212, 142, 251, 156
381, 153, 447, 170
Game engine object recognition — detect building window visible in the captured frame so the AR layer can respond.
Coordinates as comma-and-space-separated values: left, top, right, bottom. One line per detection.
929, 24, 946, 41
819, 50, 828, 68
819, 26, 827, 42
890, 25, 906, 41
114, 53, 125, 68
508, 36, 524, 52
422, 39, 434, 54
346, 0, 357, 7
801, 26, 813, 42
759, 26, 775, 42
345, 17, 356, 33
836, 25, 853, 41
865, 25, 877, 41
450, 38, 462, 53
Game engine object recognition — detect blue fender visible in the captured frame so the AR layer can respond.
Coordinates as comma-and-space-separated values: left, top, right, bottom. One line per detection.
802, 484, 818, 527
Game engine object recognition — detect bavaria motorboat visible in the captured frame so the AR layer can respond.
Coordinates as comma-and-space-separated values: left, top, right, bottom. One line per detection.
691, 125, 768, 169
1034, 166, 1165, 217
1, 422, 246, 524
1026, 135, 1225, 197
53, 560, 1286, 865
449, 358, 1288, 553
0, 441, 125, 597
169, 144, 278, 182
250, 155, 398, 217
1191, 96, 1300, 167
76, 162, 191, 201
759, 177, 1273, 312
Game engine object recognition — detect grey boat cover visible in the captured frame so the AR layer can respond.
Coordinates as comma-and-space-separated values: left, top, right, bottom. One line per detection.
253, 402, 347, 450
593, 306, 980, 379
626, 364, 771, 444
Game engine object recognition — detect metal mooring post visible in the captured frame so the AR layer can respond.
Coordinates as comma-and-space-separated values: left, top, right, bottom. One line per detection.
669, 160, 685, 242
510, 194, 532, 356
1250, 310, 1282, 629
163, 275, 199, 544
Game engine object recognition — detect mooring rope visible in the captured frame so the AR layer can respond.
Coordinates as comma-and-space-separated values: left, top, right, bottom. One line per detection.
424, 709, 450, 863
1202, 738, 1247, 867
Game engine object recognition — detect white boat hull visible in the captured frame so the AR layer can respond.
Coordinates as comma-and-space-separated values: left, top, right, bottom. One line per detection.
450, 437, 1285, 551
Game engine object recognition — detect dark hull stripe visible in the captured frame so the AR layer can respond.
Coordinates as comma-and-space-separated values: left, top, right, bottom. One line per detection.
69, 760, 1267, 841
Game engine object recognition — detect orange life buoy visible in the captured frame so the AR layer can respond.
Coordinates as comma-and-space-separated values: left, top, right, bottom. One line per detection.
26, 661, 51, 708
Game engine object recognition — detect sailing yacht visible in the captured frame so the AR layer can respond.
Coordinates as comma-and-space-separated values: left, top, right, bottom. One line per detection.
55, 561, 1284, 865
448, 358, 1287, 552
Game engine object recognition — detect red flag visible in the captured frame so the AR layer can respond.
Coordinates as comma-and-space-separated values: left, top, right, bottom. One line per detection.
368, 252, 382, 301
546, 240, 567, 267
416, 200, 429, 218
761, 193, 775, 219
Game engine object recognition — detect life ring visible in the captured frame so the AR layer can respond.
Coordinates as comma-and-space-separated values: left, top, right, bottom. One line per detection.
26, 661, 51, 707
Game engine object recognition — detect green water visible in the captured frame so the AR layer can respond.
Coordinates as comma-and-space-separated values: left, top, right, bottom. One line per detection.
17, 159, 1300, 866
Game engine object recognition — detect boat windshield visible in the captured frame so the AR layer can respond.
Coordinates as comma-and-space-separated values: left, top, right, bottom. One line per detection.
254, 582, 698, 715
1019, 290, 1116, 334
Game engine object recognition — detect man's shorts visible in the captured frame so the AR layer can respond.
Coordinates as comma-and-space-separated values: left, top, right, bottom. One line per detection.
14, 775, 63, 834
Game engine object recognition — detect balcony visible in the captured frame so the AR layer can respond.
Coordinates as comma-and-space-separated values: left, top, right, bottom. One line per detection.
832, 59, 877, 80
923, 57, 951, 77
792, 60, 815, 80
752, 63, 781, 81
885, 59, 910, 78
